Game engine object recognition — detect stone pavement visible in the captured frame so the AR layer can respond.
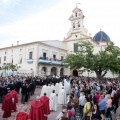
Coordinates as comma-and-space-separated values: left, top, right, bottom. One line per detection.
0, 88, 62, 120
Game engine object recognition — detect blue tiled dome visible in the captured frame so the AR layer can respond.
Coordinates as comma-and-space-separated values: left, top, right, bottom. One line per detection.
93, 31, 110, 42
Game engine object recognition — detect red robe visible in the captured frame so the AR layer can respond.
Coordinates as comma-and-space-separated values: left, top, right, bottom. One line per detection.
16, 112, 28, 120
40, 96, 50, 120
29, 101, 44, 120
2, 93, 12, 118
10, 90, 18, 111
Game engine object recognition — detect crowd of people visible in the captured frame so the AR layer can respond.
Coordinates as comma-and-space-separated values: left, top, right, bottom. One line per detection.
55, 76, 120, 120
0, 75, 120, 120
0, 75, 62, 120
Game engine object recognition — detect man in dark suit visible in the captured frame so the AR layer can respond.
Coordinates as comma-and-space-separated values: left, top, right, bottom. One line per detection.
21, 83, 27, 104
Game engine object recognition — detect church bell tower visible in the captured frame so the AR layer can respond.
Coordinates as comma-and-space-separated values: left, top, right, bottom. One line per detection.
64, 6, 90, 42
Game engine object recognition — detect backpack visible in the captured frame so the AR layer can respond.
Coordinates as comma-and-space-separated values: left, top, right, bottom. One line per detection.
68, 110, 75, 120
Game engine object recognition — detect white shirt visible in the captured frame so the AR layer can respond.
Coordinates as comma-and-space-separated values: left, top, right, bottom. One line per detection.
111, 90, 116, 97
79, 95, 85, 106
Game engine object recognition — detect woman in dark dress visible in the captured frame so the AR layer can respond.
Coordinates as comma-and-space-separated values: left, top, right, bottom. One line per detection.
91, 104, 104, 120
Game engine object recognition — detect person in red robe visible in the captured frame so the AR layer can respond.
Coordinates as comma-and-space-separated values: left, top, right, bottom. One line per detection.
16, 112, 28, 120
10, 90, 18, 111
16, 106, 29, 120
2, 93, 13, 119
29, 96, 44, 120
40, 93, 50, 120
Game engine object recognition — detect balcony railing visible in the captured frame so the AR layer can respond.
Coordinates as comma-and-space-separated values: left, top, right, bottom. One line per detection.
39, 59, 51, 64
26, 59, 33, 63
39, 58, 63, 65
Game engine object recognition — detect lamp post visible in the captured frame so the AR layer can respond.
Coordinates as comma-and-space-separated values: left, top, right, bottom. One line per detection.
31, 68, 34, 77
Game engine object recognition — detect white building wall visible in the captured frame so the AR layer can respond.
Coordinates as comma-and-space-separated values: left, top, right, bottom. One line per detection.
38, 44, 67, 60
0, 41, 69, 76
41, 40, 68, 51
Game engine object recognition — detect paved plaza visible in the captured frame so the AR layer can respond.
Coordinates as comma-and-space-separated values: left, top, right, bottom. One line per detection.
0, 88, 62, 120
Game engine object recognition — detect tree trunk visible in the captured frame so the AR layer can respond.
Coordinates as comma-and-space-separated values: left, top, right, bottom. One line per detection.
101, 71, 107, 78
95, 71, 102, 80
95, 71, 107, 80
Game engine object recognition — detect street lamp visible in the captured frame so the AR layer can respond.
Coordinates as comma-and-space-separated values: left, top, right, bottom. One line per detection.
31, 68, 34, 77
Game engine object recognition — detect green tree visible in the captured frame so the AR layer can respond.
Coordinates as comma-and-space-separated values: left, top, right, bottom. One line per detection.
64, 41, 120, 80
1, 63, 20, 76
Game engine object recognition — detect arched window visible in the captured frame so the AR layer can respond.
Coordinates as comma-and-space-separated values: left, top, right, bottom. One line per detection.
76, 13, 77, 17
60, 68, 64, 76
41, 67, 47, 75
75, 35, 77, 38
51, 67, 57, 76
73, 23, 75, 28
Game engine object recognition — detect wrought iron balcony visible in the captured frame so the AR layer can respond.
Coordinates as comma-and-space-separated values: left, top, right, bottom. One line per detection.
39, 59, 51, 64
26, 59, 33, 63
39, 59, 63, 66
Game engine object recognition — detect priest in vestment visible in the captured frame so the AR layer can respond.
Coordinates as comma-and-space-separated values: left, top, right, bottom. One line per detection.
47, 84, 51, 98
16, 106, 28, 120
50, 84, 55, 94
58, 87, 66, 105
50, 90, 57, 111
64, 80, 70, 95
16, 112, 28, 120
10, 90, 18, 111
40, 93, 50, 120
55, 82, 59, 95
29, 96, 44, 120
2, 93, 13, 118
59, 82, 63, 92
40, 85, 48, 97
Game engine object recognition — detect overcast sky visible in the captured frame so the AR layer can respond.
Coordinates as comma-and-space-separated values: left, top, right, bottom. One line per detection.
0, 0, 120, 47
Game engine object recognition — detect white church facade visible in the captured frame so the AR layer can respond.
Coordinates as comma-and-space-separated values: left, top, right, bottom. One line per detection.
0, 7, 117, 78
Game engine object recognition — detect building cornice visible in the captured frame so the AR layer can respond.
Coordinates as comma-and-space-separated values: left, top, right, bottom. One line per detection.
0, 41, 67, 52
63, 37, 92, 42
64, 32, 91, 41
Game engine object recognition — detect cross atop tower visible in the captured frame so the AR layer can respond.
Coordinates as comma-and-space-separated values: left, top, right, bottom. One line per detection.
76, 0, 80, 8
100, 25, 102, 31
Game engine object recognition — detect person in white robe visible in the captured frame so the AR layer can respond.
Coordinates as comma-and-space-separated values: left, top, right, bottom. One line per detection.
47, 84, 51, 98
55, 82, 59, 95
50, 90, 57, 111
40, 85, 48, 97
64, 79, 71, 95
50, 84, 55, 94
58, 86, 66, 105
59, 82, 63, 92
64, 78, 67, 86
